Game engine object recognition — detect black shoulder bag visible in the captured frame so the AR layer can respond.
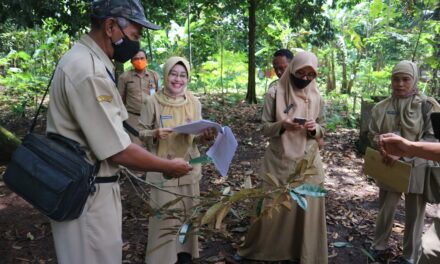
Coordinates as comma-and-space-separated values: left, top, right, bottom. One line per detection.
3, 68, 100, 221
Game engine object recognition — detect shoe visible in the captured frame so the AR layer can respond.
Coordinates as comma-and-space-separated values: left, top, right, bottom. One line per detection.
395, 256, 413, 264
369, 248, 387, 261
232, 254, 243, 262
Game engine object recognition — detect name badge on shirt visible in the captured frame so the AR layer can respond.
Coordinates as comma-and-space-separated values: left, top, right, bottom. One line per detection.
386, 110, 398, 115
161, 115, 173, 120
159, 115, 173, 128
150, 88, 156, 96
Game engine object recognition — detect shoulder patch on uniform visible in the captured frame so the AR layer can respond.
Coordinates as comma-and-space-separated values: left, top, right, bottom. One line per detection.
97, 95, 113, 103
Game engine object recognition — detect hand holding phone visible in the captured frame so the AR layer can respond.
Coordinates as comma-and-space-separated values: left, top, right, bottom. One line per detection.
293, 117, 306, 125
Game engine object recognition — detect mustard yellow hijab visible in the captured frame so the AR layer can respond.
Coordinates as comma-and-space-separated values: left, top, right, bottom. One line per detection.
163, 56, 191, 98
155, 56, 200, 159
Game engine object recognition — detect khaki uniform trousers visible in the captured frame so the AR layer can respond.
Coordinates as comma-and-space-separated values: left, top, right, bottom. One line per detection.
126, 112, 143, 146
50, 182, 122, 264
373, 189, 426, 262
417, 211, 440, 264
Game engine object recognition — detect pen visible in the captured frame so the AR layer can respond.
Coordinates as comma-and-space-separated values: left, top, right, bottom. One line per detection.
284, 104, 295, 114
159, 115, 164, 128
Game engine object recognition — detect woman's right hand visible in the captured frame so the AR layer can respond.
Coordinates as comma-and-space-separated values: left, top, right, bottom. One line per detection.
281, 118, 302, 131
154, 128, 173, 140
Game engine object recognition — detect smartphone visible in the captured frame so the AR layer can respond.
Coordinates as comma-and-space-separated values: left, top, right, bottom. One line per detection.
431, 112, 440, 139
293, 117, 306, 125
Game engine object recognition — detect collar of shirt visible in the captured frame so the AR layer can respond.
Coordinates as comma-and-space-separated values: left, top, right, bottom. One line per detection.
131, 69, 152, 78
79, 34, 115, 76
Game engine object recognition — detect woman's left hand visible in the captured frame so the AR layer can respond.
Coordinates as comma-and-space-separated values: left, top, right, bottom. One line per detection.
304, 120, 316, 131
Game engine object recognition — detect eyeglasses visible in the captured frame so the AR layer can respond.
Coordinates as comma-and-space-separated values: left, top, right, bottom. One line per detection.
169, 71, 188, 80
294, 71, 317, 80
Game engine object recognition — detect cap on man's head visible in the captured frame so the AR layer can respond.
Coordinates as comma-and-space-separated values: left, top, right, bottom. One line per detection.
92, 0, 160, 30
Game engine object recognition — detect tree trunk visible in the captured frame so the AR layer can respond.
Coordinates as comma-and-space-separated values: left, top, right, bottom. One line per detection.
187, 1, 192, 67
326, 49, 336, 94
147, 29, 154, 62
347, 53, 361, 94
0, 126, 21, 162
340, 50, 348, 94
245, 0, 257, 104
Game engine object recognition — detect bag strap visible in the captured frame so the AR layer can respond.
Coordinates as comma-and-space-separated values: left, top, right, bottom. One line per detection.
29, 67, 58, 133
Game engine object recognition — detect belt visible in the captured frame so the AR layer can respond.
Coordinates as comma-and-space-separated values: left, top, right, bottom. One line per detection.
95, 176, 119, 184
127, 111, 140, 116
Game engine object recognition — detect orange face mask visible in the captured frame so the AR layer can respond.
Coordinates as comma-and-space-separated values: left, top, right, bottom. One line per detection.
132, 58, 147, 71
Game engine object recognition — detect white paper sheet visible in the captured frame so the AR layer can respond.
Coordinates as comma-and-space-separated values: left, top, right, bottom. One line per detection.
207, 126, 238, 177
172, 119, 223, 135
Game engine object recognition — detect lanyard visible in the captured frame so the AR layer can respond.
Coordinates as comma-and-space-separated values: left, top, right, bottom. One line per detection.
106, 68, 116, 84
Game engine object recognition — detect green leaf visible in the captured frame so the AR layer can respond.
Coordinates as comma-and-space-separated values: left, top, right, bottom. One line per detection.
360, 247, 375, 261
333, 242, 354, 248
255, 198, 264, 216
160, 197, 184, 210
215, 204, 231, 229
201, 203, 224, 225
289, 191, 308, 211
292, 184, 327, 198
178, 223, 191, 244
264, 173, 280, 187
222, 186, 231, 195
189, 155, 212, 164
229, 188, 263, 203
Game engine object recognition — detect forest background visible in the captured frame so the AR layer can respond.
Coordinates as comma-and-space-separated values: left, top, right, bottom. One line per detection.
0, 0, 439, 136
0, 1, 439, 263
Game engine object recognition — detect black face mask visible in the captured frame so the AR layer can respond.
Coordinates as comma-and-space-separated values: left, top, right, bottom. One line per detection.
290, 74, 312, 89
111, 26, 140, 63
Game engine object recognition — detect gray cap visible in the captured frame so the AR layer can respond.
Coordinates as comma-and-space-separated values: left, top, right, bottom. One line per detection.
92, 0, 160, 30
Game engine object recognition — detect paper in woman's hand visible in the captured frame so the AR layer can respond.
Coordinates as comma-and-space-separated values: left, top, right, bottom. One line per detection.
207, 126, 237, 177
172, 119, 223, 135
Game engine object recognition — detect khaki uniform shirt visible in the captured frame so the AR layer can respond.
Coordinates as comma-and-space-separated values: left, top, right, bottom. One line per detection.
368, 94, 436, 193
46, 34, 131, 177
117, 69, 160, 114
139, 94, 202, 187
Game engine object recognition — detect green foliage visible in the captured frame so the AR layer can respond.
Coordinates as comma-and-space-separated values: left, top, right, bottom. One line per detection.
324, 92, 361, 132
0, 19, 69, 115
0, 0, 439, 127
196, 50, 247, 93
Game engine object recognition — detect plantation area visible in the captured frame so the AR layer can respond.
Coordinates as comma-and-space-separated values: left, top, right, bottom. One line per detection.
1, 0, 440, 264
1, 98, 438, 263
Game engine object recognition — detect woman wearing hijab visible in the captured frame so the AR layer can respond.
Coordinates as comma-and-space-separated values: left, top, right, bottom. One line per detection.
237, 51, 327, 263
138, 56, 215, 264
368, 60, 437, 264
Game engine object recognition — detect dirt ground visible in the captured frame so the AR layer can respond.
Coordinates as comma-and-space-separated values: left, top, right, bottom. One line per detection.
0, 98, 438, 264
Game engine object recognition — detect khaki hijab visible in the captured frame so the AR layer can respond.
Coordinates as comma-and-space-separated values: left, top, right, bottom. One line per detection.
276, 51, 323, 160
388, 60, 424, 140
391, 60, 419, 98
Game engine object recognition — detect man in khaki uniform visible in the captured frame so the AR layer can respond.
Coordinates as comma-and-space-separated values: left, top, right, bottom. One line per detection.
380, 134, 440, 264
118, 49, 160, 145
267, 49, 293, 96
46, 1, 191, 263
